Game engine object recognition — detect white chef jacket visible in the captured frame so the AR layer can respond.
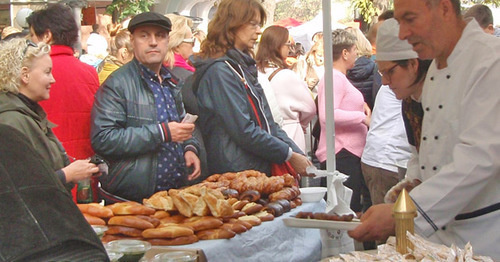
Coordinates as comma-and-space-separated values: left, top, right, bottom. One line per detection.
407, 19, 500, 260
361, 85, 412, 172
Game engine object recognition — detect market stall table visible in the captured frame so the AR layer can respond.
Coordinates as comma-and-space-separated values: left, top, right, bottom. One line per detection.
145, 200, 326, 262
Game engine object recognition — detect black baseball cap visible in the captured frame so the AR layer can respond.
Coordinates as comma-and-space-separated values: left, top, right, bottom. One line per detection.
128, 12, 172, 33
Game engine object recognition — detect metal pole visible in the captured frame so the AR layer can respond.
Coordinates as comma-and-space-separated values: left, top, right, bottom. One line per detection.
322, 0, 336, 204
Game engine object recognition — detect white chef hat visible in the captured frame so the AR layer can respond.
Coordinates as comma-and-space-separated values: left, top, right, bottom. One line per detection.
376, 18, 418, 61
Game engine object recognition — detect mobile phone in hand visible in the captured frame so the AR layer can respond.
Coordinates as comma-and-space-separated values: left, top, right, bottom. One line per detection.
181, 113, 198, 124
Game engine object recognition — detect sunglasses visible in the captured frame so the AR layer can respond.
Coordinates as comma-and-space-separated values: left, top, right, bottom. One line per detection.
22, 40, 37, 58
182, 37, 196, 44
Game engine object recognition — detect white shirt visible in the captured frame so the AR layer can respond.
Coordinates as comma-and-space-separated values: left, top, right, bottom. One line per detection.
408, 19, 500, 260
257, 73, 284, 128
361, 85, 411, 172
259, 68, 316, 153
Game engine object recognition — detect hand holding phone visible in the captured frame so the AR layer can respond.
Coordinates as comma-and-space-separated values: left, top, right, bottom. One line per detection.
181, 113, 198, 124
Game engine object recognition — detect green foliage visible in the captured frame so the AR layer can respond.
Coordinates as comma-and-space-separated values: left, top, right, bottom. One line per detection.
106, 0, 155, 23
465, 0, 499, 7
274, 0, 322, 22
351, 0, 379, 24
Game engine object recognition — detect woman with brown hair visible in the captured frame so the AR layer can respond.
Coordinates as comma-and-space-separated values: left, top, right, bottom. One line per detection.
256, 25, 316, 153
192, 0, 311, 177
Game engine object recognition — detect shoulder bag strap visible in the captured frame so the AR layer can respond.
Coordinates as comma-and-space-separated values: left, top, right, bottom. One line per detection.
268, 68, 283, 82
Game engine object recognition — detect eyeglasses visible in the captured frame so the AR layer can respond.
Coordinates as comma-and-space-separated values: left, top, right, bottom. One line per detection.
248, 21, 262, 29
378, 63, 400, 82
22, 40, 37, 59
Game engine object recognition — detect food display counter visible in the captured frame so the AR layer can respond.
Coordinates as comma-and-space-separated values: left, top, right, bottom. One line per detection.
147, 200, 326, 262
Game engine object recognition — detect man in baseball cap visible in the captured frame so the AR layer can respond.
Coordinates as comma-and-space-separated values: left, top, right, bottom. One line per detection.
91, 11, 201, 204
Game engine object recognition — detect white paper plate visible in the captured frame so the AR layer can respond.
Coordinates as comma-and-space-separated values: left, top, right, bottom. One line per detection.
283, 218, 361, 230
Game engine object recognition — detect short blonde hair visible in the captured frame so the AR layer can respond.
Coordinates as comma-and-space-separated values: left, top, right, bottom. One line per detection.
345, 27, 372, 57
0, 38, 51, 94
165, 14, 193, 32
165, 24, 193, 68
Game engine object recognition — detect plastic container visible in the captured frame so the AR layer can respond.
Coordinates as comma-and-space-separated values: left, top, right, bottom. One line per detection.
105, 240, 151, 262
299, 187, 327, 202
152, 251, 198, 262
91, 225, 108, 239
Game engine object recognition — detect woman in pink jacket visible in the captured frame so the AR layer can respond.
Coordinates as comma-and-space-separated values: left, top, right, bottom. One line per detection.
256, 26, 316, 153
316, 29, 371, 212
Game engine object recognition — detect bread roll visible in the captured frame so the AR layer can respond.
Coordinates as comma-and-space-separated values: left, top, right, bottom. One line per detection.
142, 225, 194, 239
78, 203, 113, 218
241, 203, 263, 215
220, 222, 247, 234
108, 215, 155, 229
254, 211, 274, 222
182, 216, 223, 231
238, 215, 262, 226
109, 201, 156, 216
147, 235, 199, 246
101, 234, 143, 242
152, 210, 170, 219
196, 228, 236, 240
228, 218, 253, 230
135, 215, 160, 227
106, 226, 143, 237
232, 200, 249, 211
83, 213, 106, 226
159, 214, 185, 225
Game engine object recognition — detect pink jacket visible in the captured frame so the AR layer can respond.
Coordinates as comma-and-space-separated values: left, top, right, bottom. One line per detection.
316, 69, 367, 162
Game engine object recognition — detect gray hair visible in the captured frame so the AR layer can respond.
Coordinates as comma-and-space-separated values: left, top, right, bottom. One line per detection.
331, 29, 357, 61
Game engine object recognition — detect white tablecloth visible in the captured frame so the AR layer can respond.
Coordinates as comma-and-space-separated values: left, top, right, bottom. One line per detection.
159, 200, 326, 262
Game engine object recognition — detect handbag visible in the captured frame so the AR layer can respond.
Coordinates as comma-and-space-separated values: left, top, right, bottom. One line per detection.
225, 62, 299, 181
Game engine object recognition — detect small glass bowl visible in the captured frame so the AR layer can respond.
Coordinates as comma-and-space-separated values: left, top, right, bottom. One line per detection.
152, 251, 198, 262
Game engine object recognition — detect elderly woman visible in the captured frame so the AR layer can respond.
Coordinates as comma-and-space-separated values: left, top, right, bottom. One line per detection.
0, 38, 99, 192
316, 29, 371, 213
192, 0, 311, 177
256, 25, 316, 153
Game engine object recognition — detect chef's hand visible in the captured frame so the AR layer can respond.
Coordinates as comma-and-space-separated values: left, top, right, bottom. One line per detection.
185, 151, 201, 181
348, 204, 395, 242
167, 122, 195, 142
62, 159, 99, 183
289, 152, 313, 176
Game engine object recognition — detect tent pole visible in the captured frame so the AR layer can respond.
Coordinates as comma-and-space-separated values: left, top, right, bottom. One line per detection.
322, 0, 336, 205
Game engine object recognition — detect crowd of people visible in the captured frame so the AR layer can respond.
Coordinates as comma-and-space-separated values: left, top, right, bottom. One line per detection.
0, 0, 499, 260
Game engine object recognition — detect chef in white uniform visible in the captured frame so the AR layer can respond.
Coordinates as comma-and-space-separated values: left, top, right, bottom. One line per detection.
348, 0, 500, 259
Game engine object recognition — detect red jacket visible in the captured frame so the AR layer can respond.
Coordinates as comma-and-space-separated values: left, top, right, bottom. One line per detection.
39, 45, 99, 202
40, 45, 99, 160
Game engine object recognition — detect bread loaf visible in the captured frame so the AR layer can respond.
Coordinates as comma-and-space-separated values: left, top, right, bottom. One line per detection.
109, 202, 156, 216
83, 213, 106, 225
106, 226, 143, 237
220, 222, 247, 234
108, 215, 155, 229
182, 216, 223, 231
146, 235, 199, 246
143, 191, 176, 211
142, 225, 194, 239
78, 203, 113, 218
196, 228, 236, 240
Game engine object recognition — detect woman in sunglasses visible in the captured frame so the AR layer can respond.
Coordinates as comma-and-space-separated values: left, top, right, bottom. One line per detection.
0, 38, 99, 192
